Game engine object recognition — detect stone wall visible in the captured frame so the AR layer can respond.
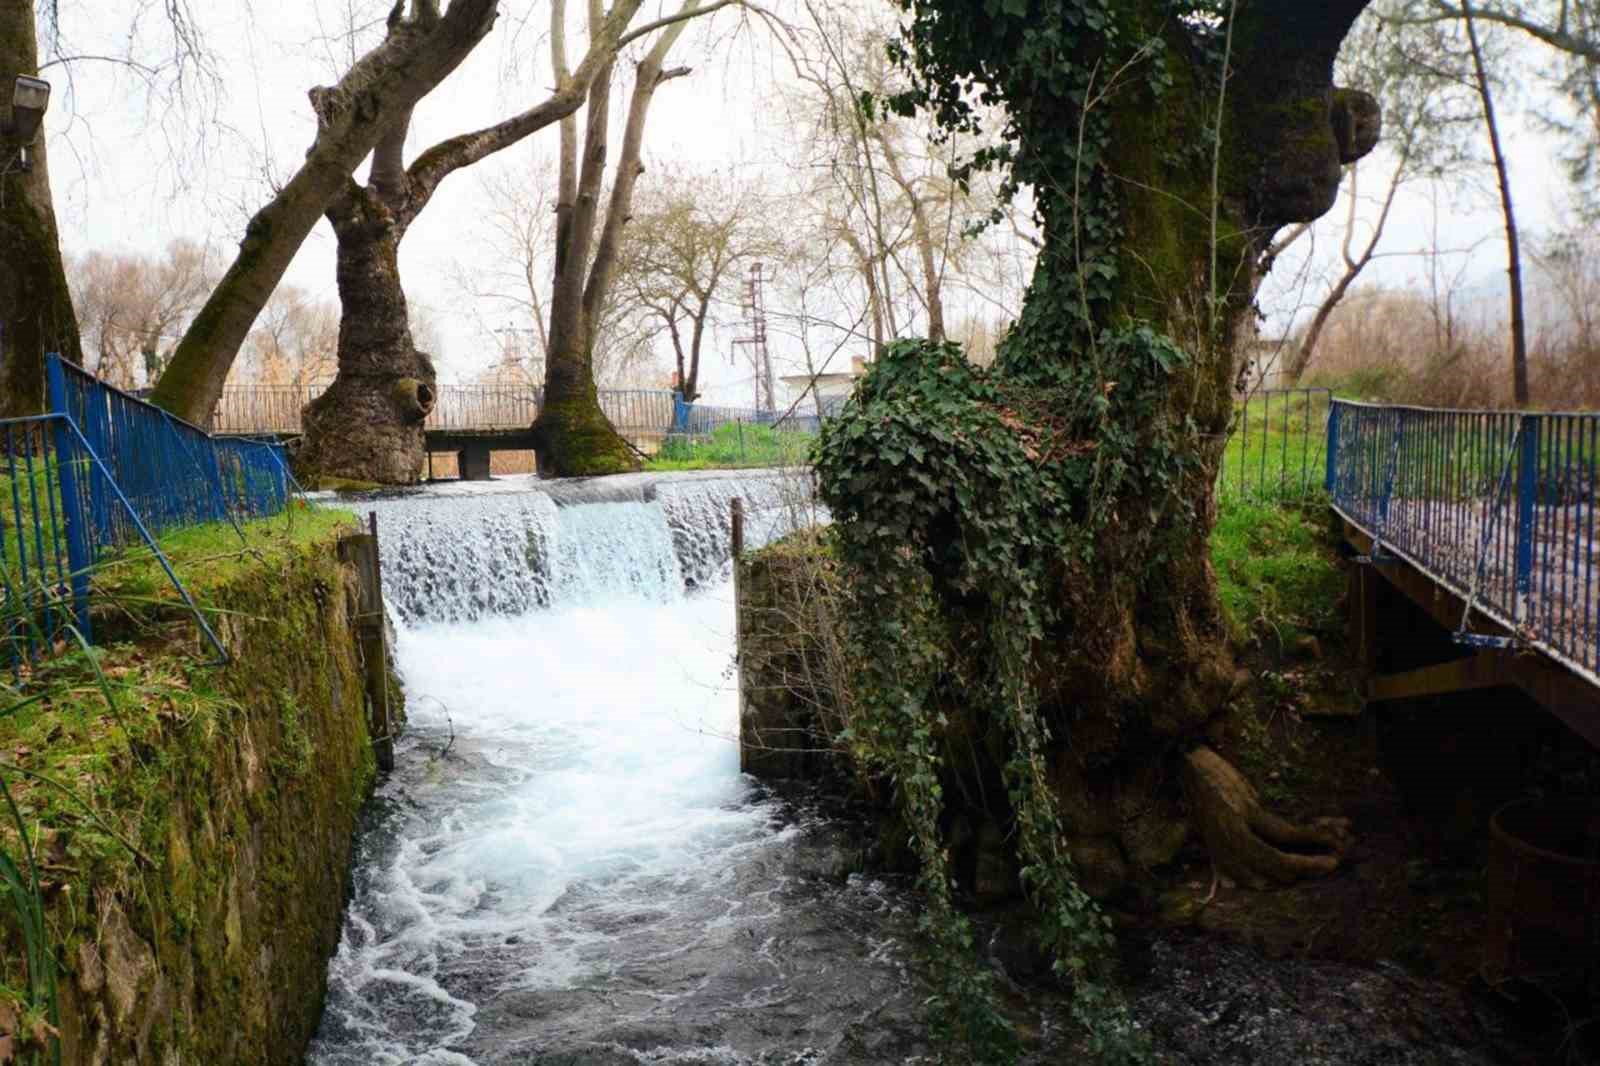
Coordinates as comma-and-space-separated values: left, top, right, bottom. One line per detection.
35, 530, 396, 1065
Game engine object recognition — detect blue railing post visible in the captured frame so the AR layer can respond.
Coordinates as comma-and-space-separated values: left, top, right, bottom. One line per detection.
1513, 413, 1540, 622
1324, 400, 1342, 494
44, 356, 94, 638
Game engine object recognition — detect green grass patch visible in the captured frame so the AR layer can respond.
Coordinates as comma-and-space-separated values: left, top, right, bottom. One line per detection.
645, 423, 817, 471
1217, 392, 1332, 503
0, 506, 361, 1055
1211, 496, 1344, 651
91, 503, 354, 608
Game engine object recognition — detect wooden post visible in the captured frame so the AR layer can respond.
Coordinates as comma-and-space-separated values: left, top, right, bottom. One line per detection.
338, 516, 395, 772
732, 496, 746, 770
1350, 563, 1379, 678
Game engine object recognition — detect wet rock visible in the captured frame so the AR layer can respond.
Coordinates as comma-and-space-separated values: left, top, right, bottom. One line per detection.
1107, 934, 1504, 1065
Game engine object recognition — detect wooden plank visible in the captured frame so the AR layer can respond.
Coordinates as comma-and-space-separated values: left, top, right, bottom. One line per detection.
1340, 510, 1600, 751
1510, 657, 1600, 751
1366, 652, 1512, 702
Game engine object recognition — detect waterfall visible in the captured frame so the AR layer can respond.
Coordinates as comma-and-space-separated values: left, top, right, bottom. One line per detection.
309, 471, 919, 1066
357, 471, 815, 626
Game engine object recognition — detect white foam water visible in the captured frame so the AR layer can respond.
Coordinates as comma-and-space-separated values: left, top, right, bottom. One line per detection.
359, 472, 815, 625
307, 473, 910, 1066
308, 581, 765, 1064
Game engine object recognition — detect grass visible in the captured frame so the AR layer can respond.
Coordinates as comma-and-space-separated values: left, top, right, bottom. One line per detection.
1217, 391, 1332, 504
0, 454, 68, 587
89, 503, 353, 608
645, 423, 817, 471
1210, 495, 1344, 653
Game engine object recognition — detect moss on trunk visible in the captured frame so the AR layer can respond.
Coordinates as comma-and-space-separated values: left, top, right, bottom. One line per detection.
295, 184, 435, 486
531, 389, 639, 477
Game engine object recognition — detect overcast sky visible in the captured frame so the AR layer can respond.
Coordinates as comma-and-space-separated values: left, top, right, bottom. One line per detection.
38, 0, 1587, 404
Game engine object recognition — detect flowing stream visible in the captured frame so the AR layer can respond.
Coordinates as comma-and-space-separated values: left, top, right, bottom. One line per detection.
307, 472, 929, 1065
304, 471, 1525, 1066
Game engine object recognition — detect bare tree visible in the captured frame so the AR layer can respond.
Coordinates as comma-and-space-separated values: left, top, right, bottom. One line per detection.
2, 0, 220, 417
149, 0, 506, 425
294, 0, 732, 484
531, 0, 729, 476
1460, 2, 1530, 405
1283, 0, 1478, 384
769, 0, 1027, 360
239, 286, 341, 388
68, 239, 217, 389
619, 170, 775, 402
451, 157, 657, 392
1399, 0, 1600, 59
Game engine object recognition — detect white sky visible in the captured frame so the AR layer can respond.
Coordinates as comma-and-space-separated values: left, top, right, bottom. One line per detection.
37, 0, 1589, 406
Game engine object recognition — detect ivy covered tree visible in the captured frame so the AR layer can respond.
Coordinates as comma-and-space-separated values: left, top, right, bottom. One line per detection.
812, 1, 1379, 1054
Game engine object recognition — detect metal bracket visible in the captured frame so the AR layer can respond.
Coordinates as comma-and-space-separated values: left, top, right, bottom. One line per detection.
1452, 632, 1518, 651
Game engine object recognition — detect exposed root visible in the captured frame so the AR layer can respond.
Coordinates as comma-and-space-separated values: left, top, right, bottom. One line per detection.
1182, 745, 1352, 890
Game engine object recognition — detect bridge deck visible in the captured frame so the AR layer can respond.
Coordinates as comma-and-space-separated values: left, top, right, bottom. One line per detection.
1329, 401, 1599, 720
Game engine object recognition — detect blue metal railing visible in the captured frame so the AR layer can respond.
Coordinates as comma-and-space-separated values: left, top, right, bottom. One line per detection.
3, 357, 297, 679
49, 358, 291, 544
1327, 400, 1599, 682
1219, 387, 1333, 502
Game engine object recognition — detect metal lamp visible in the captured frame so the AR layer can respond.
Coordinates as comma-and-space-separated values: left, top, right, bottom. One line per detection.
5, 75, 50, 173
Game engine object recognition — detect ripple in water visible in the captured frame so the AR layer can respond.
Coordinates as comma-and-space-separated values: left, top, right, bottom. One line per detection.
310, 474, 920, 1065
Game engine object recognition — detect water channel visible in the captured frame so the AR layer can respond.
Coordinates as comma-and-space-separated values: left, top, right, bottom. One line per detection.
306, 471, 1526, 1065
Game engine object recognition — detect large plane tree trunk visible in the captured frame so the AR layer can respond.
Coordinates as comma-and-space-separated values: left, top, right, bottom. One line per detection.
0, 0, 82, 420
531, 1, 702, 478
148, 0, 500, 425
297, 182, 436, 484
818, 0, 1382, 898
293, 0, 660, 484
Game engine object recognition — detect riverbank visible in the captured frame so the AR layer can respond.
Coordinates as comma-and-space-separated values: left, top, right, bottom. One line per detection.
738, 495, 1596, 1062
0, 509, 396, 1063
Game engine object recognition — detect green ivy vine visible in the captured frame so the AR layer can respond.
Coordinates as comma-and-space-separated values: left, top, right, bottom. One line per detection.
814, 0, 1240, 1061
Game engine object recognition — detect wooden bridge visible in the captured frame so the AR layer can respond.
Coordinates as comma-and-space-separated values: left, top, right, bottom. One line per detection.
1328, 401, 1600, 747
212, 384, 679, 477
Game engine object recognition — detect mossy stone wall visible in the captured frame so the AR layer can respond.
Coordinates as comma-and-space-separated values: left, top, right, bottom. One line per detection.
47, 534, 390, 1065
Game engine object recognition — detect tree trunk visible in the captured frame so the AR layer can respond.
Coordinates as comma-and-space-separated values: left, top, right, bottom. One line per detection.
149, 0, 500, 425
1462, 3, 1530, 406
294, 0, 665, 485
533, 5, 700, 478
533, 58, 639, 478
296, 183, 435, 486
1, 0, 83, 421
822, 1, 1381, 896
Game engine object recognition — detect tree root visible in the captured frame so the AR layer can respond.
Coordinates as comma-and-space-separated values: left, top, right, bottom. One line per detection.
1182, 745, 1352, 890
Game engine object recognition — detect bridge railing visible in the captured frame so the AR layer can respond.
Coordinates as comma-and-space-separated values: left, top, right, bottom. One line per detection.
1218, 387, 1332, 502
212, 383, 818, 441
1328, 400, 1598, 680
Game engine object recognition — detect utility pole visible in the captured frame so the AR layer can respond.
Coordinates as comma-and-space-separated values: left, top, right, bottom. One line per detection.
731, 261, 776, 416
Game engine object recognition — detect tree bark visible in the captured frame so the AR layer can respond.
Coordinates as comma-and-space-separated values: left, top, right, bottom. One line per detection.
149, 0, 500, 425
1462, 2, 1530, 406
832, 0, 1381, 896
533, 0, 701, 477
1, 0, 83, 421
294, 0, 659, 484
296, 182, 436, 485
